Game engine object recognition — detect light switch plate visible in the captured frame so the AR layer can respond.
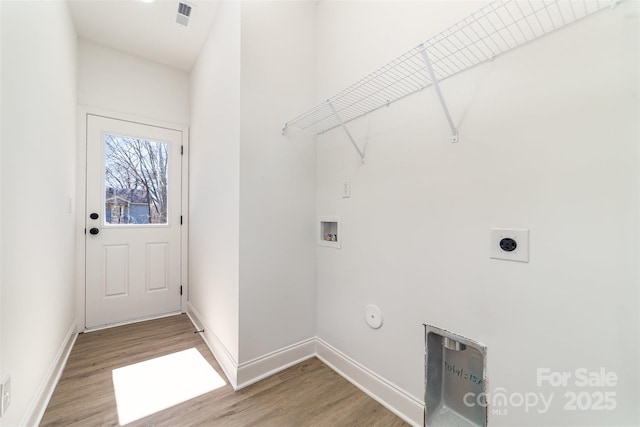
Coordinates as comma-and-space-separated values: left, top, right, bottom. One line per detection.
1, 375, 11, 416
342, 180, 351, 198
490, 228, 529, 262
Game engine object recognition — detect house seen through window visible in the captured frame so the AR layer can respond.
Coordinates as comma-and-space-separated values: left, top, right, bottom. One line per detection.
104, 133, 169, 225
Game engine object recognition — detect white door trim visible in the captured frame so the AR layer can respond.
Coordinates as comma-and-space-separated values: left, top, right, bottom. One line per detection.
76, 105, 189, 332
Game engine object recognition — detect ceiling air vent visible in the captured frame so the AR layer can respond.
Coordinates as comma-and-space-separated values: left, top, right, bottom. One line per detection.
176, 2, 193, 27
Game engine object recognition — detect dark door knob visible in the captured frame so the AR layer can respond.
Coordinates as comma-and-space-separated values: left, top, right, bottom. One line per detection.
90, 213, 99, 220
89, 228, 100, 235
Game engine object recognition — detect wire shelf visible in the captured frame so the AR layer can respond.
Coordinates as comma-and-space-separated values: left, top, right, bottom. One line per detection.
283, 0, 615, 136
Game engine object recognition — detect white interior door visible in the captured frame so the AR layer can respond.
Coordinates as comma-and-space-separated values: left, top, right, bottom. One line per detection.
85, 114, 182, 328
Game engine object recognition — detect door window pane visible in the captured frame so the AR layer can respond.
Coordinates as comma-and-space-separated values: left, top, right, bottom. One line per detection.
104, 134, 169, 225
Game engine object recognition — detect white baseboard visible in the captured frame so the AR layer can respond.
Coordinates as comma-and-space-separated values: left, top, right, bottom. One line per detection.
236, 338, 316, 389
183, 307, 315, 390
23, 319, 78, 427
183, 310, 423, 425
186, 302, 239, 389
316, 338, 424, 427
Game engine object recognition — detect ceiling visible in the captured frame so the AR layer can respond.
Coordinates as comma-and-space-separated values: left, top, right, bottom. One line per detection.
67, 0, 219, 72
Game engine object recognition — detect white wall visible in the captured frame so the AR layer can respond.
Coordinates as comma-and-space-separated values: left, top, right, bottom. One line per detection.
0, 0, 3, 422
238, 0, 316, 365
78, 40, 190, 125
0, 1, 77, 425
315, 1, 639, 426
189, 0, 242, 377
189, 0, 316, 385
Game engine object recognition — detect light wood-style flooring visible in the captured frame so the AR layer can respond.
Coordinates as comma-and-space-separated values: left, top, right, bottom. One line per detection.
40, 314, 409, 426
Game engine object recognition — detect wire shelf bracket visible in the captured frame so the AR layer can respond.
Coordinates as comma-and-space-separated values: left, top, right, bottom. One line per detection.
328, 101, 366, 164
418, 44, 459, 143
282, 0, 620, 153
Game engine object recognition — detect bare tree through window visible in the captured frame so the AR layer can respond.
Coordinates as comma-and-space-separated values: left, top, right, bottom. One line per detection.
104, 134, 169, 224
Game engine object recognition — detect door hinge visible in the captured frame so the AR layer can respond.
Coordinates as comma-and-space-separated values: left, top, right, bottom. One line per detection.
180, 285, 183, 296
181, 145, 184, 155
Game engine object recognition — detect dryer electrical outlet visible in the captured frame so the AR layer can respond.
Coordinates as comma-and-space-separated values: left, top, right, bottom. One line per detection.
490, 228, 529, 262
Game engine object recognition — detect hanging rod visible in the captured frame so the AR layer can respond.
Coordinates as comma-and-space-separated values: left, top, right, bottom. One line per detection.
282, 0, 616, 139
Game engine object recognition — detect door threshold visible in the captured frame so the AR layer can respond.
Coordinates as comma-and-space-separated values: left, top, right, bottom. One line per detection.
83, 311, 183, 333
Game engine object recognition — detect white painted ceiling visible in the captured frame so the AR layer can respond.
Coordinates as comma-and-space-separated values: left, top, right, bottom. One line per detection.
67, 0, 219, 72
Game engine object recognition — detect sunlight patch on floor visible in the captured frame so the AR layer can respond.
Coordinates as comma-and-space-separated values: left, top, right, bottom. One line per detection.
112, 347, 226, 425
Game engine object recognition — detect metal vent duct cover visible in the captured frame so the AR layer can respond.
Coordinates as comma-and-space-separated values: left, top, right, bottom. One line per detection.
424, 324, 488, 427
